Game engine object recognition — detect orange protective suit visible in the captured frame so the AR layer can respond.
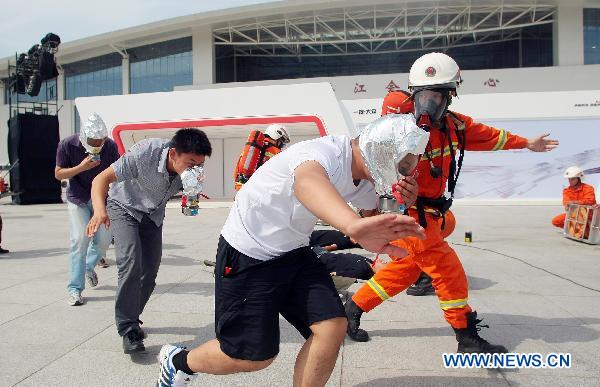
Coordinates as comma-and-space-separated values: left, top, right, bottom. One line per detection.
551, 183, 597, 228
352, 97, 529, 329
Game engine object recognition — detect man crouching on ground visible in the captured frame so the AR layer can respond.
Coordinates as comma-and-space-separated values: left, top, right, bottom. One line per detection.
156, 116, 429, 386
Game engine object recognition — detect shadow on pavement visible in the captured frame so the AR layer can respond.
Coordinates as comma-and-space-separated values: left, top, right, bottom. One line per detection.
1, 247, 68, 260
354, 375, 511, 386
467, 275, 498, 290
365, 313, 600, 348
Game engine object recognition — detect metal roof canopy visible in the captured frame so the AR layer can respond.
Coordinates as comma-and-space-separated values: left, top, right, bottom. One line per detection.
213, 2, 556, 57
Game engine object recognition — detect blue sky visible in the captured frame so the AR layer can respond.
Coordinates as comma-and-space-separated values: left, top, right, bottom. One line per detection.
0, 0, 275, 58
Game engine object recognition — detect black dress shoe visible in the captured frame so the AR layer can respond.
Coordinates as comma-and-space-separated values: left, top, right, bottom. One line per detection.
0, 247, 9, 254
123, 328, 145, 354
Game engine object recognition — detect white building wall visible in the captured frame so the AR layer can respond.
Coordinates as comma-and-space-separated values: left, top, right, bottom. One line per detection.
554, 0, 585, 66
192, 26, 214, 86
56, 70, 65, 101
122, 57, 130, 95
204, 138, 224, 199
223, 137, 246, 198
0, 105, 8, 166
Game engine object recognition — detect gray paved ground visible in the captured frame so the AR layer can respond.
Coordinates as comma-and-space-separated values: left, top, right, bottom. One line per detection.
1, 198, 599, 386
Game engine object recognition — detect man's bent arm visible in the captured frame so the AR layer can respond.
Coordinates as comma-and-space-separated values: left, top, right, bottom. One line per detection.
55, 165, 83, 180
91, 166, 117, 215
294, 161, 359, 235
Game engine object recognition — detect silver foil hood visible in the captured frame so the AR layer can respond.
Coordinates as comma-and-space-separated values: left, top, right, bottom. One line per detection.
358, 113, 429, 195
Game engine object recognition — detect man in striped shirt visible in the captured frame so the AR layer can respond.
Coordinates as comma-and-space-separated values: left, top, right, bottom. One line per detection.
86, 128, 212, 354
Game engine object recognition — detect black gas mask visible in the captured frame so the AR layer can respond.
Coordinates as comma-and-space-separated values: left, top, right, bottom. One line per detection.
413, 89, 452, 125
412, 89, 455, 180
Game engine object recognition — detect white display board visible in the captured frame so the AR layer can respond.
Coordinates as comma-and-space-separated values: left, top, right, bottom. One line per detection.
457, 118, 600, 199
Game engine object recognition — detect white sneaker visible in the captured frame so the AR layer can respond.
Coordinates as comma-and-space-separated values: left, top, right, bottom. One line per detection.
68, 292, 84, 306
156, 344, 195, 387
85, 270, 98, 287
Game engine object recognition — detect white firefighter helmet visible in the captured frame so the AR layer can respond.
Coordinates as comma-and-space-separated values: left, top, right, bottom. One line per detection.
564, 166, 584, 179
408, 52, 462, 90
264, 124, 290, 144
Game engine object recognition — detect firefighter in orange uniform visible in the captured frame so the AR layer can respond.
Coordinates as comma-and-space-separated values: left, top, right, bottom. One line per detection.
234, 124, 290, 191
552, 166, 596, 228
345, 52, 559, 354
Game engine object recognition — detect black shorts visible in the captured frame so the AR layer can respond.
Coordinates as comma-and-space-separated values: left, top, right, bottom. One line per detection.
214, 235, 346, 361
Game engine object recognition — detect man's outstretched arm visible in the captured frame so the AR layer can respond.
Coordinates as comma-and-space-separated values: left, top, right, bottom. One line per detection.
293, 161, 424, 257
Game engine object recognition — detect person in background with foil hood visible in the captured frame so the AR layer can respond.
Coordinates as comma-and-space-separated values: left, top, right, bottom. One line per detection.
86, 128, 212, 354
345, 52, 559, 355
55, 113, 120, 306
153, 116, 428, 387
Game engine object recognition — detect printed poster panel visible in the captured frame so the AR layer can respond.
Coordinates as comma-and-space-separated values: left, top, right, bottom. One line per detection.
456, 118, 600, 199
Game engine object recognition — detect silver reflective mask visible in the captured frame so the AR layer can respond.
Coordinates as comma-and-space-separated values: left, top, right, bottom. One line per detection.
181, 166, 205, 216
358, 113, 429, 196
181, 166, 205, 196
80, 113, 108, 156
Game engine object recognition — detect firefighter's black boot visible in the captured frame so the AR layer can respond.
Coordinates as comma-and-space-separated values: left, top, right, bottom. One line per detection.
345, 299, 369, 342
406, 272, 435, 296
453, 311, 508, 353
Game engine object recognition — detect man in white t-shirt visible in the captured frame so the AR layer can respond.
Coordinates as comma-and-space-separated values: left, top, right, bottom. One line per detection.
156, 116, 429, 386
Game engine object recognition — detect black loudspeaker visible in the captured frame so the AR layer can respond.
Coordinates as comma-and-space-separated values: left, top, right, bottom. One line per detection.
39, 51, 58, 81
26, 72, 42, 97
7, 114, 62, 204
10, 73, 26, 94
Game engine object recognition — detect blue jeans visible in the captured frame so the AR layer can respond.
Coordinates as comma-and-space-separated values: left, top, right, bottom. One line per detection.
67, 200, 112, 294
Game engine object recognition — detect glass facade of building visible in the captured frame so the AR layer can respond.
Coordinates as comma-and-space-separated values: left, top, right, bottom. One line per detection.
129, 37, 192, 94
64, 53, 122, 99
216, 24, 553, 83
584, 8, 600, 64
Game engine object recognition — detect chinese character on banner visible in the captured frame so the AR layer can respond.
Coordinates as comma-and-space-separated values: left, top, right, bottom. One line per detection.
385, 80, 400, 92
484, 78, 500, 87
354, 83, 366, 93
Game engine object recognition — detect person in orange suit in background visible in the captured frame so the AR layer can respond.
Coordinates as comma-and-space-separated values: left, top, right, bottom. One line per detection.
345, 52, 559, 355
552, 166, 596, 228
233, 124, 290, 192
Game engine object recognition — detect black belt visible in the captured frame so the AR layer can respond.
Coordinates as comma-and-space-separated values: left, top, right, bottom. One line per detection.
415, 196, 453, 229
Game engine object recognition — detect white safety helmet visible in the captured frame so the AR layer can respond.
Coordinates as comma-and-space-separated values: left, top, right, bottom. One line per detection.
408, 52, 462, 91
564, 166, 584, 179
264, 124, 290, 144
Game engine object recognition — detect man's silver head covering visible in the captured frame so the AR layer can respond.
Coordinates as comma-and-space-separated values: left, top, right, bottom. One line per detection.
358, 113, 429, 195
80, 113, 108, 154
181, 166, 205, 196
